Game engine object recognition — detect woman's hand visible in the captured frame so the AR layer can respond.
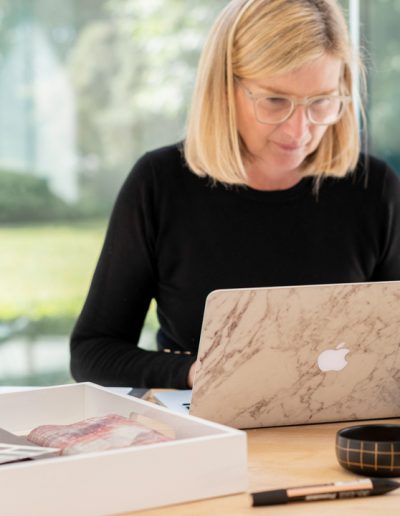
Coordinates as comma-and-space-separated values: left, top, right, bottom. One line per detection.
187, 361, 197, 388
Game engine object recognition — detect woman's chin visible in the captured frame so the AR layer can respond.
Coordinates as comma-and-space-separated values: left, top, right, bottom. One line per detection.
265, 154, 305, 176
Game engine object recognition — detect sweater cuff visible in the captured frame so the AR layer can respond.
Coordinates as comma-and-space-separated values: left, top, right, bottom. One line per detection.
171, 355, 197, 389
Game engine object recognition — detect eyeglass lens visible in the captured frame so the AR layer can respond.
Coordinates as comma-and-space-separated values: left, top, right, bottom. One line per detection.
255, 96, 344, 124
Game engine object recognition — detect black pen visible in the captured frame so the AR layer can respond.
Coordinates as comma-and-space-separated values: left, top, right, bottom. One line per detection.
251, 478, 400, 506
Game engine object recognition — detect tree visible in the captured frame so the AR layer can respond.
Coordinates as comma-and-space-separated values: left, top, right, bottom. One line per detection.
0, 0, 17, 59
364, 0, 400, 171
67, 0, 228, 206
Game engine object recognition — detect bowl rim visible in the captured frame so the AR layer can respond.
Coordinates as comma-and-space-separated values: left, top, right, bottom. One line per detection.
337, 423, 400, 444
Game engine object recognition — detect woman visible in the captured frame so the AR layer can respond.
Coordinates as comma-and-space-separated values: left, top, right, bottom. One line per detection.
70, 0, 400, 388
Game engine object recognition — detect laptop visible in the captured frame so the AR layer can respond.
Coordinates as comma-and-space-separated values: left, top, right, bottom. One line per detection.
170, 280, 400, 429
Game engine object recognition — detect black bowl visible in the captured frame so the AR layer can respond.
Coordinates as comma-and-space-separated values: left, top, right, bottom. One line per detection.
336, 424, 400, 477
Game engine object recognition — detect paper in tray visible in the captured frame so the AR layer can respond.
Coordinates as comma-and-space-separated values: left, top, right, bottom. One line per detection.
0, 427, 60, 464
0, 443, 60, 465
0, 427, 32, 446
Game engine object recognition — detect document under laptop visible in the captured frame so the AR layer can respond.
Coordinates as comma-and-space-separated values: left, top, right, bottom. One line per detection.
153, 390, 192, 414
158, 281, 400, 428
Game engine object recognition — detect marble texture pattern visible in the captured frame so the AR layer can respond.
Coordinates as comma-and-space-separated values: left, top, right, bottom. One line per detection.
190, 281, 400, 429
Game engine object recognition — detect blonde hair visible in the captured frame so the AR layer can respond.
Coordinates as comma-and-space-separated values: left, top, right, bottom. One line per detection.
184, 0, 364, 184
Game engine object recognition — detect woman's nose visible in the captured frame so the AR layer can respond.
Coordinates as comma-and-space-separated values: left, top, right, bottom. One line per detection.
281, 105, 310, 141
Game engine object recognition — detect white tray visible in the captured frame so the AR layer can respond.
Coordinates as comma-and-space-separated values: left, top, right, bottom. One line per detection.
0, 382, 247, 515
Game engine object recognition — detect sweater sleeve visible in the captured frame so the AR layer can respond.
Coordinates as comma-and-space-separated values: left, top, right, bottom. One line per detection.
371, 164, 400, 281
70, 153, 195, 388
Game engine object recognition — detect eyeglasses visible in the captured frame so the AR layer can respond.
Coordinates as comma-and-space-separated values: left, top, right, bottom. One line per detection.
238, 81, 352, 126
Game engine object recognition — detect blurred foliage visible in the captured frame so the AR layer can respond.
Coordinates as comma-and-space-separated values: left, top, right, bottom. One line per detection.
0, 169, 69, 222
1, 0, 398, 212
365, 0, 400, 166
67, 0, 228, 204
0, 0, 13, 59
0, 169, 108, 222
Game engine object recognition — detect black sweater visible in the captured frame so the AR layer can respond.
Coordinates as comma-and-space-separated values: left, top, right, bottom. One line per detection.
70, 143, 400, 388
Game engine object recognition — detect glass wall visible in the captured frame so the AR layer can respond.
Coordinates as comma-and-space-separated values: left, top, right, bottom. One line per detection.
362, 0, 400, 172
0, 0, 227, 385
0, 0, 398, 385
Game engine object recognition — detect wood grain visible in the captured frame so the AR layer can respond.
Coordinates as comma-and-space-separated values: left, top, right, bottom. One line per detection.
122, 418, 400, 515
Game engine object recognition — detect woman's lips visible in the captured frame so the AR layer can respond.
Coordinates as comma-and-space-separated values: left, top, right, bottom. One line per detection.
274, 141, 304, 152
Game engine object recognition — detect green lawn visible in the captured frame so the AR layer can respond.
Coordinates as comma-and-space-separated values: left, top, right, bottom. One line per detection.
0, 219, 158, 385
0, 220, 107, 321
0, 219, 158, 337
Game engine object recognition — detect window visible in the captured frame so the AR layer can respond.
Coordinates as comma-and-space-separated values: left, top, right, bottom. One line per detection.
0, 0, 398, 386
360, 0, 400, 172
0, 0, 227, 385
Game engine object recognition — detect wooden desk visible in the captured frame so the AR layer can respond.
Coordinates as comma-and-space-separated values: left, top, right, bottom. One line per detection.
128, 418, 400, 515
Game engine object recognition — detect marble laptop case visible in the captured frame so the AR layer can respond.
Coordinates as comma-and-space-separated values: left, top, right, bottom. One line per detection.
189, 281, 400, 429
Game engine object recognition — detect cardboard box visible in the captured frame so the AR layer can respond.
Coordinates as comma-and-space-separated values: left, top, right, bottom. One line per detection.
0, 383, 247, 515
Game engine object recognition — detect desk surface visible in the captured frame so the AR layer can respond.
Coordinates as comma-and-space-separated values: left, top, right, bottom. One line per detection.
128, 417, 400, 515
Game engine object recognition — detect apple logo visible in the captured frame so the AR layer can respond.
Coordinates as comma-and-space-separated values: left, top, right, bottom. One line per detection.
317, 343, 350, 372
